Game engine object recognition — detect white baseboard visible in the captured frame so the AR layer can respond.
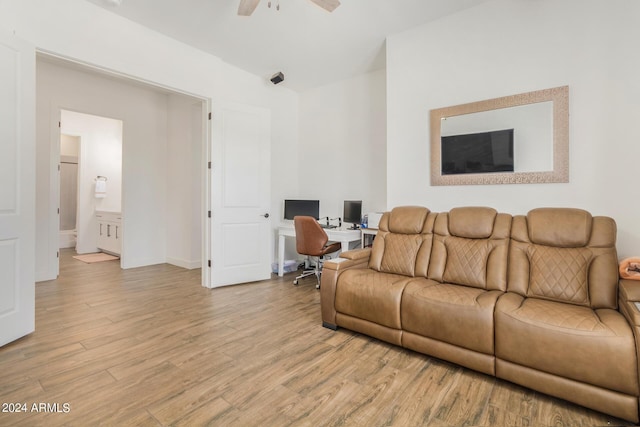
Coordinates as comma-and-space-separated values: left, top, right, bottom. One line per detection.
121, 256, 163, 270
59, 232, 76, 249
166, 257, 201, 270
36, 269, 56, 283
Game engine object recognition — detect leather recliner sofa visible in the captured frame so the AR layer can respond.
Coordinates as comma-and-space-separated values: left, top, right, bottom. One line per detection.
320, 206, 640, 423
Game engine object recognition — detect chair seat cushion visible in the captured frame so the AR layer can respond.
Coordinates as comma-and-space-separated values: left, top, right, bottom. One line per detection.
401, 279, 502, 355
335, 268, 411, 329
321, 242, 342, 256
495, 293, 639, 395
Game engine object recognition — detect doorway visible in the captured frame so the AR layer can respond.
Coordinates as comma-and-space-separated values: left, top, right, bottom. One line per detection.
59, 110, 123, 260
37, 54, 208, 283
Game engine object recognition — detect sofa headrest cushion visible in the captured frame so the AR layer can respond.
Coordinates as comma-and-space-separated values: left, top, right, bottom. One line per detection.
528, 208, 593, 247
448, 207, 497, 239
386, 206, 430, 234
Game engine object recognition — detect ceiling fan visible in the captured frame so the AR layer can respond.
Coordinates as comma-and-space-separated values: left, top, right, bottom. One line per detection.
238, 0, 341, 16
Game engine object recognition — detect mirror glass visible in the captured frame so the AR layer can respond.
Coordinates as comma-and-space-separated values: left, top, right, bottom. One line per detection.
430, 86, 568, 185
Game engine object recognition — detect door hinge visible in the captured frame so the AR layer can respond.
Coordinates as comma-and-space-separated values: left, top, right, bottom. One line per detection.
208, 260, 211, 268
58, 121, 61, 128
208, 112, 212, 120
208, 210, 211, 218
57, 208, 60, 214
57, 251, 59, 258
208, 161, 212, 169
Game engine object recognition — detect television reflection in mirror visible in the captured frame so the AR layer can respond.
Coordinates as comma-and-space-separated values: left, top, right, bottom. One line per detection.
441, 129, 514, 175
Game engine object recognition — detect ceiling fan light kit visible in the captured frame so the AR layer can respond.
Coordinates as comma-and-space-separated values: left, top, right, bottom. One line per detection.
238, 0, 340, 16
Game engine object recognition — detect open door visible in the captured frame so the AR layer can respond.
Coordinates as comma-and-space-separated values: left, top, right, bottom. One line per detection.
0, 33, 36, 346
210, 103, 271, 287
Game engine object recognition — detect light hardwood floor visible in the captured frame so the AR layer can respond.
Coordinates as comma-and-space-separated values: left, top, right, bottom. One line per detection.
0, 249, 633, 426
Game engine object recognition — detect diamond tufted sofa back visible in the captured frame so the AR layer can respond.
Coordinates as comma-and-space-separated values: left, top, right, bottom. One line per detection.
368, 206, 435, 278
428, 206, 512, 291
508, 207, 619, 308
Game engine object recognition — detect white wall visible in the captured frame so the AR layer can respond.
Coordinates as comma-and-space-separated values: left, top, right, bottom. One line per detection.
271, 69, 387, 261
298, 69, 387, 218
166, 95, 202, 269
386, 0, 640, 258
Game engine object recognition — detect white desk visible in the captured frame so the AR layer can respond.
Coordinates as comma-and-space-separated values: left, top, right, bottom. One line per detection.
361, 228, 378, 248
277, 224, 361, 277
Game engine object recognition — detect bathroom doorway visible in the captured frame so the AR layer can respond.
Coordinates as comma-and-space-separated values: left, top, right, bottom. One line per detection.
59, 110, 123, 261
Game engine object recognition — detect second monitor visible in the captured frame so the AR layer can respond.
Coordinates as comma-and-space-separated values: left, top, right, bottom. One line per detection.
343, 200, 362, 229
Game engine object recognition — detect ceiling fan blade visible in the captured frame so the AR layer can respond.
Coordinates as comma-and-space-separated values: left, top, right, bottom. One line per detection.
309, 0, 341, 12
238, 0, 261, 16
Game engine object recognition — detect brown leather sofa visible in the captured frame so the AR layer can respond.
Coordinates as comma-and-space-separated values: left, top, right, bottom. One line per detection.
320, 206, 640, 422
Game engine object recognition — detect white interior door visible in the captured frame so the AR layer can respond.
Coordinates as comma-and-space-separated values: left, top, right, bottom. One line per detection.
210, 103, 271, 287
0, 33, 36, 346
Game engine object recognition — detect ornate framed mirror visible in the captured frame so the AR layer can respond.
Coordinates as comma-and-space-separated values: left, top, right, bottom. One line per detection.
430, 86, 569, 185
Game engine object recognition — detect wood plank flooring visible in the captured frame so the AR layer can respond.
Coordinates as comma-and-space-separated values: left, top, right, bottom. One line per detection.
0, 249, 633, 426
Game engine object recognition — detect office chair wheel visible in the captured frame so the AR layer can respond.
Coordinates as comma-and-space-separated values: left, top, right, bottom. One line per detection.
293, 279, 299, 285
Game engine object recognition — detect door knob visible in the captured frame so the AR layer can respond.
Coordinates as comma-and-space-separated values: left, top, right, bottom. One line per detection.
262, 213, 270, 218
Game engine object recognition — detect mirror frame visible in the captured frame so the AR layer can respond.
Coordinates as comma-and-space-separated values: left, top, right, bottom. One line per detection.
430, 86, 569, 186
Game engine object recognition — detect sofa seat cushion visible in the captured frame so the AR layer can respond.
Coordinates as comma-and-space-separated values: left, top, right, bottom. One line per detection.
495, 292, 639, 396
401, 278, 502, 355
335, 268, 411, 329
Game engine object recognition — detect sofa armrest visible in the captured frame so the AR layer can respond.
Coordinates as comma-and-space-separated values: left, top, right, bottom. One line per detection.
320, 248, 371, 329
619, 279, 640, 326
619, 279, 640, 396
338, 248, 372, 261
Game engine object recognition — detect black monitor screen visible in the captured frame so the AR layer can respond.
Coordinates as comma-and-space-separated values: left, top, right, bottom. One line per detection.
343, 200, 362, 224
441, 129, 514, 175
284, 199, 320, 220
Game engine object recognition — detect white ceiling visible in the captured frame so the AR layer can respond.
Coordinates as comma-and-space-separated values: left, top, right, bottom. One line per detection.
84, 0, 490, 92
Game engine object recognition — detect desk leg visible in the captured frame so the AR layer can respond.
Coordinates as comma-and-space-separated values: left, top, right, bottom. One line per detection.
278, 233, 285, 277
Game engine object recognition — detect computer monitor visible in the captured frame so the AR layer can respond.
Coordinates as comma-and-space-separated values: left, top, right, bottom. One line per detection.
343, 200, 362, 228
283, 199, 320, 220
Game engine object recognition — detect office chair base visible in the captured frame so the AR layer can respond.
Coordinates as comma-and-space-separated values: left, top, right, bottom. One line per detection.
293, 253, 334, 289
294, 268, 321, 289
293, 269, 316, 285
